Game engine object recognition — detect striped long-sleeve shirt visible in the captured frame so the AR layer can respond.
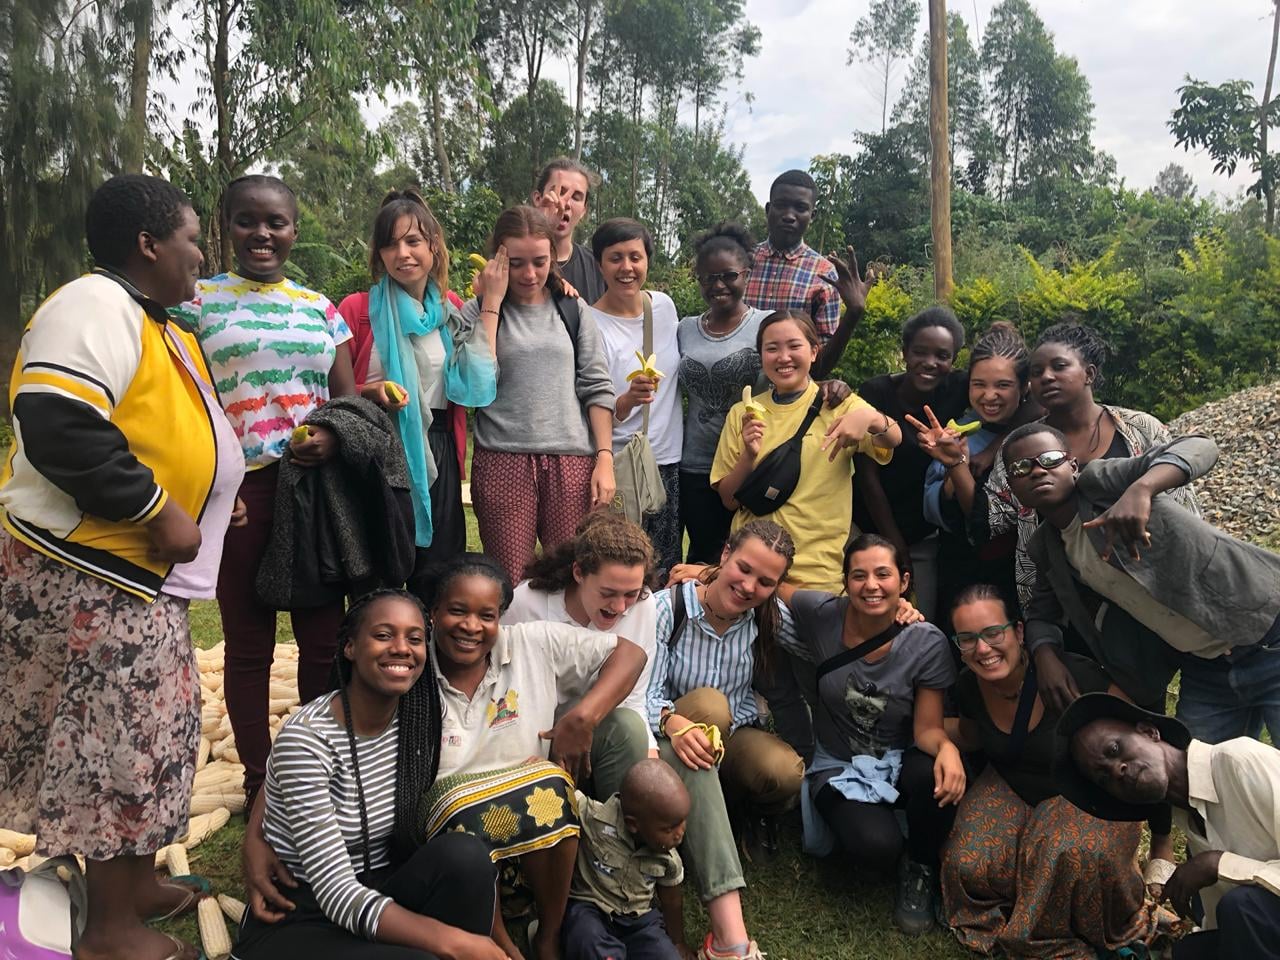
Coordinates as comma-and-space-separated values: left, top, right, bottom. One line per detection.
263, 692, 398, 940
645, 581, 762, 734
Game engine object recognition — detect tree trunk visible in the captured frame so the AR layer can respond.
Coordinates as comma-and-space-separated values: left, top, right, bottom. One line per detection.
928, 0, 953, 300
1262, 0, 1280, 233
429, 83, 455, 193
123, 0, 153, 174
881, 53, 890, 134
214, 0, 233, 271
573, 1, 593, 160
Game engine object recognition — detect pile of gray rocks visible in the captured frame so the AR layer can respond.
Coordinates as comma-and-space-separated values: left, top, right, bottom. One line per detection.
1169, 379, 1280, 545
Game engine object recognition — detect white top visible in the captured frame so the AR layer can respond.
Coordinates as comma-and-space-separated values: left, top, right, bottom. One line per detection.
586, 291, 684, 465
1177, 737, 1280, 928
366, 335, 447, 412
434, 620, 620, 776
503, 581, 658, 749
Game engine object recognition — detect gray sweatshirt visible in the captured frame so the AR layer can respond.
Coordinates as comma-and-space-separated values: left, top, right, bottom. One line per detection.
464, 296, 615, 455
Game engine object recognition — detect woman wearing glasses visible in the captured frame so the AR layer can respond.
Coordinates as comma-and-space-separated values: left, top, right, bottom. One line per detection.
940, 584, 1166, 959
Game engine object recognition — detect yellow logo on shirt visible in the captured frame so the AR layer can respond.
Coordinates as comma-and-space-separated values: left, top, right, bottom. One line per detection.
487, 688, 519, 729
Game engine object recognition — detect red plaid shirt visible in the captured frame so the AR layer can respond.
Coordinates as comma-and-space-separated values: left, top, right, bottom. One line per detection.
745, 241, 840, 341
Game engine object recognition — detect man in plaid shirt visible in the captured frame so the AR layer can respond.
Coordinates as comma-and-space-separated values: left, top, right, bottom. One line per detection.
745, 170, 840, 343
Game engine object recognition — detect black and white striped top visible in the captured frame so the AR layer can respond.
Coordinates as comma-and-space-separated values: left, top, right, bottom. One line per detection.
263, 691, 398, 939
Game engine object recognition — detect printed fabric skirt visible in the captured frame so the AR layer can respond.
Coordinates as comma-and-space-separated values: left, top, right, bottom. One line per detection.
421, 760, 580, 861
940, 767, 1161, 959
0, 527, 200, 860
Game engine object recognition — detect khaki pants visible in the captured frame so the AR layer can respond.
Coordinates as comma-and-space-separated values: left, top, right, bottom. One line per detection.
658, 687, 803, 902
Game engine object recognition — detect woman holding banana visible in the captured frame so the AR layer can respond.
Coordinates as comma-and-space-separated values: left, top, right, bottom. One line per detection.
338, 190, 497, 597
585, 218, 684, 578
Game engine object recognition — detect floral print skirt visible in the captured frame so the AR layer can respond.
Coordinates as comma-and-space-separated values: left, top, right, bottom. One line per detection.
940, 766, 1160, 959
0, 528, 199, 859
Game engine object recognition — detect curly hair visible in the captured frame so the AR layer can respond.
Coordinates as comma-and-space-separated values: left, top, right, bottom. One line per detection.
85, 174, 192, 271
524, 510, 657, 594
1033, 319, 1111, 392
697, 519, 795, 676
969, 321, 1029, 385
901, 305, 965, 355
693, 221, 754, 270
221, 174, 298, 222
331, 588, 442, 867
368, 188, 449, 294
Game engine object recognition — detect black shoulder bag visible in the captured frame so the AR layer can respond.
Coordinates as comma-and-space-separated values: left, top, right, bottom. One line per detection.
733, 390, 824, 516
816, 621, 905, 681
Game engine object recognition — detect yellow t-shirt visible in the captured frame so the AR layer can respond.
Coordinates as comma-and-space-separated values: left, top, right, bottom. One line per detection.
711, 382, 892, 592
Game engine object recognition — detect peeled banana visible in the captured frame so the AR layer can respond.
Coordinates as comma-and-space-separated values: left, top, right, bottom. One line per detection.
626, 351, 664, 389
290, 425, 311, 445
946, 418, 982, 437
741, 385, 768, 420
384, 381, 407, 404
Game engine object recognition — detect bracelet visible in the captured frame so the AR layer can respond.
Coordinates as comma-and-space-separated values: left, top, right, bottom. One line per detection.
595, 448, 613, 459
479, 307, 499, 317
947, 454, 969, 468
659, 712, 675, 738
867, 415, 893, 437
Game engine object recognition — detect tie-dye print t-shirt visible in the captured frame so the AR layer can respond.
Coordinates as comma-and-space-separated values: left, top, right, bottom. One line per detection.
173, 273, 353, 468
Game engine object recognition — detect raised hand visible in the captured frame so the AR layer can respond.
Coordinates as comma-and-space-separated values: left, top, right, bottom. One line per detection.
820, 245, 874, 314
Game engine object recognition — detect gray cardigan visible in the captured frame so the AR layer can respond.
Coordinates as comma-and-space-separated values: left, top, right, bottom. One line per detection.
1025, 435, 1280, 704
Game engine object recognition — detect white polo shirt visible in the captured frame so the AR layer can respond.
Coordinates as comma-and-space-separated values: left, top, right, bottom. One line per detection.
504, 582, 658, 749
434, 620, 618, 777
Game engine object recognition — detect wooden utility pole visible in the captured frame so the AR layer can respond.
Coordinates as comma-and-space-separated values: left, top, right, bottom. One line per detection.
928, 0, 954, 299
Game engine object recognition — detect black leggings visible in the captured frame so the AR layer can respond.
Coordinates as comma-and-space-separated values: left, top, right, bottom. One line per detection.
813, 748, 956, 873
233, 832, 496, 958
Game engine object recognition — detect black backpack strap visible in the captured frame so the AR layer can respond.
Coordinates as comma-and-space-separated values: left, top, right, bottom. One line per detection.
552, 293, 581, 371
1005, 660, 1040, 757
666, 584, 689, 649
816, 621, 905, 681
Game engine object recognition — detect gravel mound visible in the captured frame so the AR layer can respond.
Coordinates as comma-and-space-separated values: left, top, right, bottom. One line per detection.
1169, 379, 1280, 544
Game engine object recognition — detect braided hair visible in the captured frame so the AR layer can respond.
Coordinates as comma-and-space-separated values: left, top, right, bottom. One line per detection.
332, 588, 443, 869
697, 519, 795, 676
524, 510, 657, 595
1034, 319, 1110, 392
969, 321, 1030, 385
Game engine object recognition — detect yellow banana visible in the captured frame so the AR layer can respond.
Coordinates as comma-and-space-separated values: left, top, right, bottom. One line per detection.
384, 381, 406, 404
946, 418, 982, 437
468, 253, 488, 271
741, 385, 768, 420
626, 350, 664, 388
290, 425, 311, 445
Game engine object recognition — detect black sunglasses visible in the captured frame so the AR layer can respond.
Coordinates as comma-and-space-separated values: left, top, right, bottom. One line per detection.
697, 270, 746, 286
1007, 449, 1071, 478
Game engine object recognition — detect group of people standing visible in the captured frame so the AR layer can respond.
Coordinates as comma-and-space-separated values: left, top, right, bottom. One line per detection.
0, 160, 1277, 960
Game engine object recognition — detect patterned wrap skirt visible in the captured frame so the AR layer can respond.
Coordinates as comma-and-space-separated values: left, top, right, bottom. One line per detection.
421, 760, 580, 861
941, 766, 1160, 959
0, 528, 200, 860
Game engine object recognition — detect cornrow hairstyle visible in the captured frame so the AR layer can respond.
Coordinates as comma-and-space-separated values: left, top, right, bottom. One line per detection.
756, 308, 820, 353
85, 174, 193, 271
698, 519, 796, 677
423, 552, 515, 614
901, 305, 965, 355
591, 217, 654, 262
950, 582, 1017, 622
693, 221, 754, 271
1001, 421, 1071, 467
369, 189, 450, 294
770, 169, 817, 198
524, 510, 658, 594
535, 156, 600, 201
970, 321, 1030, 386
332, 588, 442, 867
488, 205, 566, 298
1034, 319, 1110, 392
221, 174, 299, 223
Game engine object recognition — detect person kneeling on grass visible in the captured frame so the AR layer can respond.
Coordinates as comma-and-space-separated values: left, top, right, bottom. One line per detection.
563, 759, 692, 960
1056, 693, 1280, 960
233, 588, 506, 959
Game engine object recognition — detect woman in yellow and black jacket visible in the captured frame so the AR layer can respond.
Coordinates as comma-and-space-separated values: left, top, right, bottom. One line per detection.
0, 174, 245, 960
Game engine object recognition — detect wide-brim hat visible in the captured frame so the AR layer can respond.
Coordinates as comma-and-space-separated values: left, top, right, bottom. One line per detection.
1052, 692, 1192, 822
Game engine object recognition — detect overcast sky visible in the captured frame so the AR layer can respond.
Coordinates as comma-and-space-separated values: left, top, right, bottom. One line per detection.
701, 0, 1270, 200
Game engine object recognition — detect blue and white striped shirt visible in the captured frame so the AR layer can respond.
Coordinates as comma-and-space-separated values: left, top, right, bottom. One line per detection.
646, 581, 762, 733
